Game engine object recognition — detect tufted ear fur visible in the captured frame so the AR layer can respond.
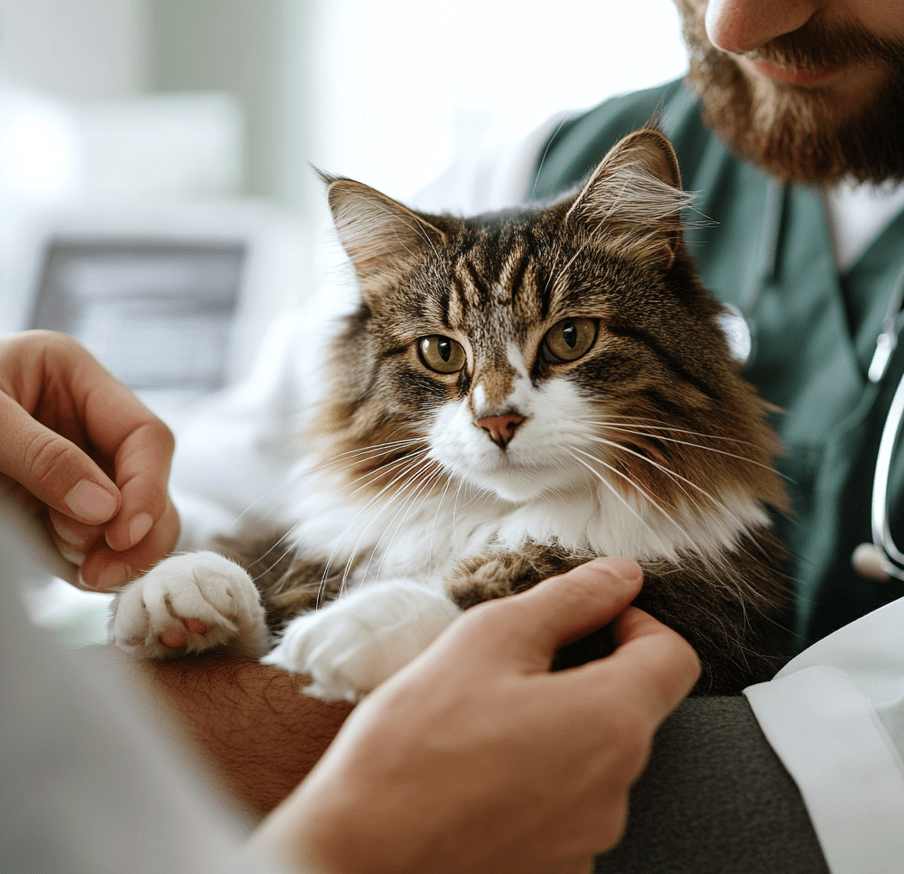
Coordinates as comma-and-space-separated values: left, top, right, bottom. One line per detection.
566, 128, 691, 270
324, 175, 447, 301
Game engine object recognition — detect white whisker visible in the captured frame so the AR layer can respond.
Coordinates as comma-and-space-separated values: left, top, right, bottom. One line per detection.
566, 448, 675, 545
589, 423, 780, 474
286, 449, 434, 605
583, 435, 773, 569
329, 452, 437, 598
369, 464, 448, 584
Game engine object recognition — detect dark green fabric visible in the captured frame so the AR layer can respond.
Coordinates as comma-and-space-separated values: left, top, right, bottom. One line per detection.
532, 80, 904, 649
594, 697, 829, 874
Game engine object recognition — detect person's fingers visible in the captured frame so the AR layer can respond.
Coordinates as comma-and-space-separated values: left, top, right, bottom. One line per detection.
46, 508, 104, 567
79, 496, 180, 590
0, 332, 178, 588
51, 346, 177, 553
101, 418, 176, 552
48, 508, 103, 550
485, 557, 644, 670
0, 392, 120, 524
580, 605, 701, 723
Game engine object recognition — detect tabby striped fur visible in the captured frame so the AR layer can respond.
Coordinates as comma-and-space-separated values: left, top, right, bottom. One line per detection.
216, 128, 791, 696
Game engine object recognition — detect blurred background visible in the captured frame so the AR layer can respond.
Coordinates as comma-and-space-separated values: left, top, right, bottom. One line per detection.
2, 0, 687, 640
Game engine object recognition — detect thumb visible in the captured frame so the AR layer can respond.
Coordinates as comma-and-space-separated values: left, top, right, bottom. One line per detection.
499, 557, 644, 667
0, 394, 119, 524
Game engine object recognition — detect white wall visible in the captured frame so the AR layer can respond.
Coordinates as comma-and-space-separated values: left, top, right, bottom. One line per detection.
0, 0, 690, 348
147, 0, 316, 210
308, 1, 689, 199
0, 0, 145, 98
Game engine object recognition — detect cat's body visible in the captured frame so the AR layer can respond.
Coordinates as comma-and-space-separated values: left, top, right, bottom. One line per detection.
110, 128, 790, 698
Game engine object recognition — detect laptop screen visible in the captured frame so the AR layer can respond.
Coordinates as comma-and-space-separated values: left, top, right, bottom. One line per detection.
31, 239, 246, 396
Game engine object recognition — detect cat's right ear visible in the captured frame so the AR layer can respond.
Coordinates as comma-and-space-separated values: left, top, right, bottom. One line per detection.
324, 175, 447, 299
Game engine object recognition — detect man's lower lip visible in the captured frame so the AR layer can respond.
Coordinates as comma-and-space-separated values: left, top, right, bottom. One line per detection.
738, 57, 843, 86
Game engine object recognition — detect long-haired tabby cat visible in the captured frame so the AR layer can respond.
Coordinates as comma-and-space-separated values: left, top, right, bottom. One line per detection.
110, 127, 790, 698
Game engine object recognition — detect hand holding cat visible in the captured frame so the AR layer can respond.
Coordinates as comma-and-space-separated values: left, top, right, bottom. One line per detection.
252, 557, 701, 874
0, 330, 179, 589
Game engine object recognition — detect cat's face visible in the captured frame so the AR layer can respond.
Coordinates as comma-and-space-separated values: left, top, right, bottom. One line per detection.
386, 215, 691, 504
318, 129, 785, 521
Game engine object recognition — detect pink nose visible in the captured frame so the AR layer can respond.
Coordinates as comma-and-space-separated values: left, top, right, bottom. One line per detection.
475, 413, 525, 449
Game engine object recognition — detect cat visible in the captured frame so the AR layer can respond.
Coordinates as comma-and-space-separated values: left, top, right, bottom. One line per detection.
109, 127, 790, 699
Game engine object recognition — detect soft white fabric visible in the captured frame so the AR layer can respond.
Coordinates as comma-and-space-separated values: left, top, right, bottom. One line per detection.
171, 307, 343, 548
0, 502, 295, 874
744, 598, 904, 874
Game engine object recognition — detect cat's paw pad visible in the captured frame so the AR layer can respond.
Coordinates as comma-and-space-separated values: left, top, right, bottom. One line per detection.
263, 580, 462, 702
109, 551, 269, 659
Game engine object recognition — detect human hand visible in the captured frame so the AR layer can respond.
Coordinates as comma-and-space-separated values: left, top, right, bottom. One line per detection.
0, 330, 179, 589
253, 557, 701, 874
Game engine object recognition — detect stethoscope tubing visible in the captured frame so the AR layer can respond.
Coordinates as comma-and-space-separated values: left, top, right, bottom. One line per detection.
743, 186, 904, 582
870, 366, 904, 580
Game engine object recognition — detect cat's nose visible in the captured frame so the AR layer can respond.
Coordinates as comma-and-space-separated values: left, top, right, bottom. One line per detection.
475, 413, 525, 449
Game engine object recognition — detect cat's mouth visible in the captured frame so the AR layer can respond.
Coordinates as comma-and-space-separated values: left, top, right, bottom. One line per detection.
449, 444, 590, 504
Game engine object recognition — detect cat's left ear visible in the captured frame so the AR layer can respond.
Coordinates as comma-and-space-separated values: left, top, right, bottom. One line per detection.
566, 128, 691, 271
324, 175, 447, 300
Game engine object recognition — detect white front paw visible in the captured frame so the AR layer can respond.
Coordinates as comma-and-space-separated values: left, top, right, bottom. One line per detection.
109, 551, 269, 660
263, 580, 462, 702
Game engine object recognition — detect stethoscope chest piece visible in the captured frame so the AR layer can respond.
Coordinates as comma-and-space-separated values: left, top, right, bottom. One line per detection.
851, 542, 900, 582
716, 303, 754, 366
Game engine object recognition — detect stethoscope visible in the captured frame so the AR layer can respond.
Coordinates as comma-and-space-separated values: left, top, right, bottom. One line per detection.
852, 259, 904, 582
718, 182, 904, 584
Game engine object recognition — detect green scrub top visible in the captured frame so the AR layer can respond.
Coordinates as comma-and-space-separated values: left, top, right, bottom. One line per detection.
531, 79, 904, 650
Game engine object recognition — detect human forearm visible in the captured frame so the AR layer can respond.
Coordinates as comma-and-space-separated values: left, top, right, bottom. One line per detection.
123, 652, 353, 816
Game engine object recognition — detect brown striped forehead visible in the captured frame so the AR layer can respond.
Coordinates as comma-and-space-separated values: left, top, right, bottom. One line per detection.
442, 223, 551, 332
377, 209, 629, 359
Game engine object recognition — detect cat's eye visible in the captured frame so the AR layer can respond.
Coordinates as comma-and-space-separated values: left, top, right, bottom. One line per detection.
418, 335, 467, 374
541, 318, 598, 363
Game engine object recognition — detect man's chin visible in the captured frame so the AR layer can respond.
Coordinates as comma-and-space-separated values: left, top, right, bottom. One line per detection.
690, 60, 904, 186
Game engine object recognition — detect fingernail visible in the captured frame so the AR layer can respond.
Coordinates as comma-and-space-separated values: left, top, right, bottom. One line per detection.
54, 520, 87, 547
96, 563, 132, 590
593, 557, 643, 586
64, 480, 117, 524
58, 543, 86, 567
129, 513, 153, 546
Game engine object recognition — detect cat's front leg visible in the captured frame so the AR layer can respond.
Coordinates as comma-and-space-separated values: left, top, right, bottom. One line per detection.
109, 551, 270, 660
263, 581, 462, 702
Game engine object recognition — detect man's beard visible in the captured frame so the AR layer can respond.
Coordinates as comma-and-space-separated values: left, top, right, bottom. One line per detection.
674, 0, 904, 185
